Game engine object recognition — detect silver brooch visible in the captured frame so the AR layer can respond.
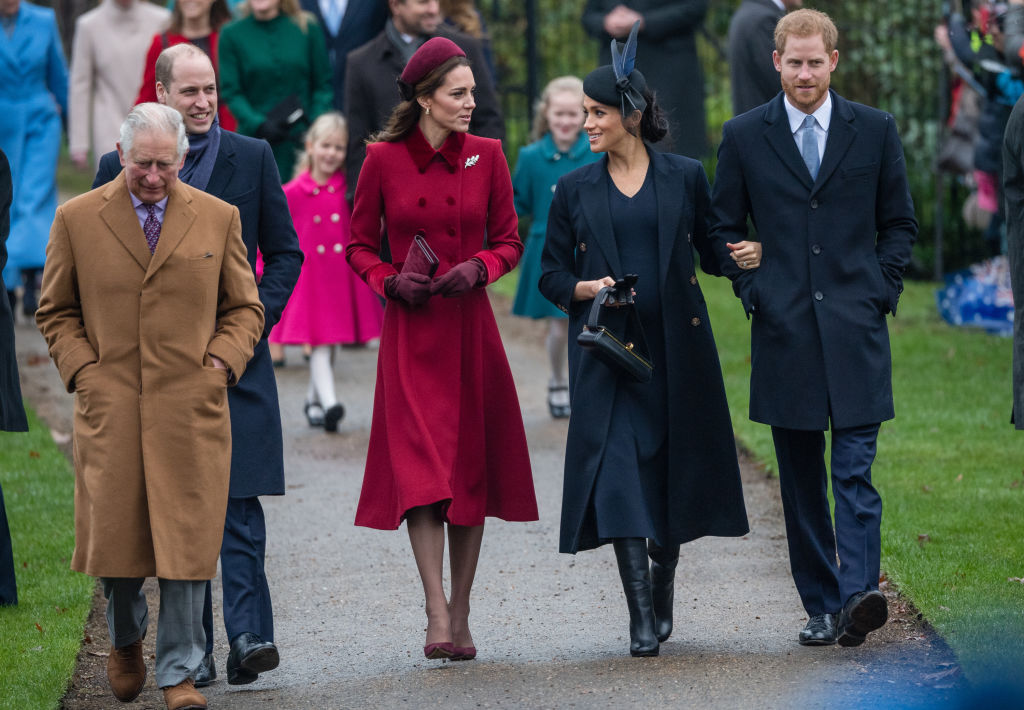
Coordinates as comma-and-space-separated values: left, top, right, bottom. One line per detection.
465, 154, 479, 169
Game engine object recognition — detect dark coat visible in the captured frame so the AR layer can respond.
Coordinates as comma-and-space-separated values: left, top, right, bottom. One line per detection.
343, 24, 505, 201
727, 0, 784, 116
298, 0, 387, 111
708, 91, 918, 431
582, 0, 709, 158
539, 150, 749, 553
95, 131, 303, 497
0, 148, 27, 432
1001, 94, 1024, 428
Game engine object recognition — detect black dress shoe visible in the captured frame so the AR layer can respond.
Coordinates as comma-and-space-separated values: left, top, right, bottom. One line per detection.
226, 632, 279, 685
323, 403, 345, 432
837, 590, 888, 647
798, 613, 837, 646
192, 653, 216, 687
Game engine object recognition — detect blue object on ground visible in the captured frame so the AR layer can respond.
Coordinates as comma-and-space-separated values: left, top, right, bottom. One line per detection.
936, 256, 1014, 336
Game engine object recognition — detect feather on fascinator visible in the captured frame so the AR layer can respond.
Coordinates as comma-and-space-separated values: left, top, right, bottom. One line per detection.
583, 21, 648, 117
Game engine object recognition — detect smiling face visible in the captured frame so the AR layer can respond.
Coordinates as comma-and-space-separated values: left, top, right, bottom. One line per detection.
773, 33, 838, 114
582, 95, 636, 154
118, 129, 184, 204
156, 53, 218, 135
178, 0, 214, 23
421, 65, 476, 134
390, 0, 439, 36
308, 129, 346, 184
546, 90, 586, 149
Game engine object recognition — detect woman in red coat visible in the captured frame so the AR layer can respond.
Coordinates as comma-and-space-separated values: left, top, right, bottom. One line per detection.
346, 38, 538, 662
134, 0, 237, 131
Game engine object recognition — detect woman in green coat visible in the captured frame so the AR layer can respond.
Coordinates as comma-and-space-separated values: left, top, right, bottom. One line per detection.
218, 0, 333, 180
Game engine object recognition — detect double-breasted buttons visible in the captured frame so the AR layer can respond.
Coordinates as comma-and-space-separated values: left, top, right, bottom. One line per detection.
689, 275, 698, 285
333, 243, 343, 253
553, 153, 561, 161
312, 187, 320, 196
551, 184, 557, 193
814, 291, 824, 301
446, 196, 455, 206
811, 244, 822, 255
687, 232, 692, 243
313, 215, 322, 224
418, 197, 427, 207
690, 317, 701, 326
579, 241, 587, 252
331, 213, 341, 223
447, 227, 456, 236
811, 199, 819, 209
316, 244, 325, 254
327, 185, 335, 193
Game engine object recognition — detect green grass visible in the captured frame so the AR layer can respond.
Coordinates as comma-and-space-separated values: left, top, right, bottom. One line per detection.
703, 274, 1024, 685
0, 407, 94, 709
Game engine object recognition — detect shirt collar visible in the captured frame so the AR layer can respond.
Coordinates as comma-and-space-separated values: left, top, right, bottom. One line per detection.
784, 91, 833, 134
129, 192, 169, 215
406, 125, 466, 173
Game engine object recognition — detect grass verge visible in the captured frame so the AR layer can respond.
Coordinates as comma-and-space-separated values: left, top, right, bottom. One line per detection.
703, 274, 1024, 685
0, 407, 93, 708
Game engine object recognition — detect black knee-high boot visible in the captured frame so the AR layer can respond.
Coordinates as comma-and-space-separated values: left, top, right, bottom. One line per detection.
648, 539, 680, 643
612, 538, 659, 657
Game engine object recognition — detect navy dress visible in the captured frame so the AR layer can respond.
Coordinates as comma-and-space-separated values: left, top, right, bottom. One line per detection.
590, 169, 672, 542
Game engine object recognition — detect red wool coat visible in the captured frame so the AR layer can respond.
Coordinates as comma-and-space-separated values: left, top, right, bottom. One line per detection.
347, 128, 538, 529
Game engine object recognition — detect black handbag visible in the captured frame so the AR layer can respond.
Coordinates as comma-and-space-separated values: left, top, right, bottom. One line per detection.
577, 285, 653, 383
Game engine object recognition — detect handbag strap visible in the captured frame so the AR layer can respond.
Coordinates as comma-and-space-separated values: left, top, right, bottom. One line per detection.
585, 287, 651, 359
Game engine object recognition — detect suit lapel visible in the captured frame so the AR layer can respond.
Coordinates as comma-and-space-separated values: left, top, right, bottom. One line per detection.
811, 92, 857, 197
763, 95, 814, 191
652, 152, 682, 291
98, 174, 152, 272
203, 135, 236, 199
578, 160, 624, 279
145, 181, 197, 282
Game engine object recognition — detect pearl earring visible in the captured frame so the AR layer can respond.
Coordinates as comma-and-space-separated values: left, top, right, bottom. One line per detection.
425, 106, 431, 115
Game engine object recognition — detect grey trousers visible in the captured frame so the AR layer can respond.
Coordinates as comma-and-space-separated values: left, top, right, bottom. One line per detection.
101, 577, 206, 688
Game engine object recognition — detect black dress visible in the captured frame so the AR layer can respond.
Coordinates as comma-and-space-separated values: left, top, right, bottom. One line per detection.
590, 167, 672, 543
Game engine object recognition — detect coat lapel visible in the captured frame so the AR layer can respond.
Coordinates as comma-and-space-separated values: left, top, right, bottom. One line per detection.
811, 91, 857, 197
145, 181, 197, 281
651, 151, 683, 291
98, 174, 152, 272
578, 159, 624, 279
762, 94, 814, 191
203, 134, 236, 199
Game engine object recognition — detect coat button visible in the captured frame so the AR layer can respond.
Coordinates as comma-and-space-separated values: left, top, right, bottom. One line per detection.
812, 244, 822, 255
327, 185, 335, 193
689, 275, 697, 285
313, 215, 322, 223
814, 290, 824, 301
811, 199, 819, 209
553, 153, 561, 161
331, 213, 341, 222
687, 232, 692, 243
446, 196, 455, 206
579, 241, 587, 252
690, 317, 701, 326
333, 243, 342, 253
317, 244, 325, 254
418, 197, 426, 207
448, 227, 456, 236
551, 184, 557, 193
312, 188, 320, 195
448, 165, 456, 173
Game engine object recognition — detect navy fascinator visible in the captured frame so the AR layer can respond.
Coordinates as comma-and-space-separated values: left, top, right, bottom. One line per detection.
583, 21, 648, 117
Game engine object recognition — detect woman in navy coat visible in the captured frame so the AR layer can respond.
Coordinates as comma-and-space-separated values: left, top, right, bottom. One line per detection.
539, 29, 754, 657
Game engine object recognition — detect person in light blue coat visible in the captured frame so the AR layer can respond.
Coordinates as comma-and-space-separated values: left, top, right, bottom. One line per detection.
511, 76, 599, 418
0, 0, 67, 317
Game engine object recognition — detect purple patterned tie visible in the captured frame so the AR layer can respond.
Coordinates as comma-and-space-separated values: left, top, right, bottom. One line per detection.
143, 204, 161, 254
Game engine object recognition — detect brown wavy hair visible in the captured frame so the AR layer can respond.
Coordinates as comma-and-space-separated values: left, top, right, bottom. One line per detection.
370, 55, 471, 144
239, 0, 312, 32
440, 0, 482, 38
167, 0, 233, 35
774, 8, 838, 55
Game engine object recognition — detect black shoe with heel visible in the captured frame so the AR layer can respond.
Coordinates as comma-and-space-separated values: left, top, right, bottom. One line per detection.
613, 538, 659, 657
648, 539, 679, 643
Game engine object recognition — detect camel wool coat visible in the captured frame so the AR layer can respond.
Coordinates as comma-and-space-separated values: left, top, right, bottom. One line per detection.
36, 173, 264, 580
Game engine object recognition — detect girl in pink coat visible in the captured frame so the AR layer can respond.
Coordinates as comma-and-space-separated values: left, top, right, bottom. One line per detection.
272, 112, 384, 432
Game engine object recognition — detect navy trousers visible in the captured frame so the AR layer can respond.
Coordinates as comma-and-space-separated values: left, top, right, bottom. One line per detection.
771, 423, 882, 615
0, 481, 16, 605
202, 496, 274, 652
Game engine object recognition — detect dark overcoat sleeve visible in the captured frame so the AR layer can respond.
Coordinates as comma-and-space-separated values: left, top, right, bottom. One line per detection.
344, 48, 374, 203
1004, 97, 1024, 428
0, 149, 28, 432
538, 175, 581, 316
92, 150, 122, 189
873, 115, 917, 315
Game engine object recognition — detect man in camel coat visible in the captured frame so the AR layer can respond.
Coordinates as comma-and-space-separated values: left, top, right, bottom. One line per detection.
36, 103, 264, 710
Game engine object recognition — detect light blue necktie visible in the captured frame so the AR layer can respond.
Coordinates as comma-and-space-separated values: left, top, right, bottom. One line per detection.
801, 114, 820, 180
325, 0, 342, 36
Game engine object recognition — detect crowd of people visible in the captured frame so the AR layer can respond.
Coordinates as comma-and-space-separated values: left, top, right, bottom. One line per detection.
15, 1, 1024, 709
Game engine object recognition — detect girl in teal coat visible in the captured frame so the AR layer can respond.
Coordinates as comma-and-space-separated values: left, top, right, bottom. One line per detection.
511, 76, 599, 418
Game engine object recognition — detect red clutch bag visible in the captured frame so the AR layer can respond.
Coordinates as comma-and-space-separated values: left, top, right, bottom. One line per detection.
401, 232, 439, 278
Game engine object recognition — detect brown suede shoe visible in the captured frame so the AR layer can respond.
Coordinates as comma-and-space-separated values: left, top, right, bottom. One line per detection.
107, 639, 146, 702
162, 678, 207, 710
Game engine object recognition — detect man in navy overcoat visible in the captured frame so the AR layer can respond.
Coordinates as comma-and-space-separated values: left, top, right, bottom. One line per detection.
94, 45, 302, 685
709, 9, 917, 648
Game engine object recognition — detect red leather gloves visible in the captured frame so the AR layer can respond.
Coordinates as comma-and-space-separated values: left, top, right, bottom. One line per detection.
384, 272, 433, 306
431, 258, 486, 297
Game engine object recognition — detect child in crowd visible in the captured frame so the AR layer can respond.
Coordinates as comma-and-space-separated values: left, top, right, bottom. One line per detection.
511, 76, 600, 418
272, 112, 384, 432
